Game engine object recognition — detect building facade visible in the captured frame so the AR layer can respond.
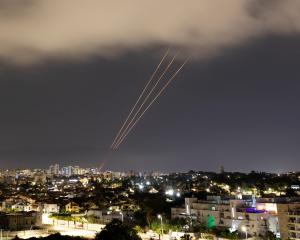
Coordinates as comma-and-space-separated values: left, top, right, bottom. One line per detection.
0, 212, 42, 231
277, 202, 300, 240
171, 196, 279, 238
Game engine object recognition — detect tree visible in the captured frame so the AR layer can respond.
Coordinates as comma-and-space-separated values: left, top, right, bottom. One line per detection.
206, 215, 216, 229
266, 231, 278, 240
146, 209, 153, 226
95, 219, 141, 240
217, 229, 238, 240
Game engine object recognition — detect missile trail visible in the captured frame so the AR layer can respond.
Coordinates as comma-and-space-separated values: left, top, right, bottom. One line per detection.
114, 58, 189, 149
112, 53, 178, 149
110, 48, 170, 149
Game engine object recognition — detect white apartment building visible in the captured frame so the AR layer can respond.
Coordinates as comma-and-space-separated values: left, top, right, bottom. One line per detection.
171, 196, 279, 238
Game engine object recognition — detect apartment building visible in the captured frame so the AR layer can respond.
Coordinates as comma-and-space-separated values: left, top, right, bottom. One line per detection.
171, 196, 279, 238
277, 202, 300, 240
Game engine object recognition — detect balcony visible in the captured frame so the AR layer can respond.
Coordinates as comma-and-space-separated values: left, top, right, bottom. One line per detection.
288, 211, 300, 217
289, 228, 300, 233
288, 233, 300, 240
289, 221, 300, 225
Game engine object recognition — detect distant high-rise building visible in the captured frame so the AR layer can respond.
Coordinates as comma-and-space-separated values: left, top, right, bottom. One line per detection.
49, 164, 60, 175
73, 166, 80, 175
219, 165, 225, 174
61, 166, 73, 176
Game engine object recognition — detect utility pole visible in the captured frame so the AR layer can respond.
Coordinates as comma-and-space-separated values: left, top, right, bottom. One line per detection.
241, 226, 248, 239
120, 212, 124, 222
157, 215, 164, 239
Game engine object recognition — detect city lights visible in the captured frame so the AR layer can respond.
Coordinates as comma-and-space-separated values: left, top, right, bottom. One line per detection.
165, 189, 174, 196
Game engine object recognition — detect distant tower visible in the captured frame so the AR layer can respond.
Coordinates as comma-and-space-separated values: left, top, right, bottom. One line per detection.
49, 164, 60, 175
251, 195, 256, 208
219, 165, 225, 174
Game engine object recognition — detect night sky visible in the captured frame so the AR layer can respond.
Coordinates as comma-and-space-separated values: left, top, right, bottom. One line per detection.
0, 1, 300, 172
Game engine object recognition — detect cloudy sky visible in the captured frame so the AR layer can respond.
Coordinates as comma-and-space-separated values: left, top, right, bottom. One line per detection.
0, 0, 300, 172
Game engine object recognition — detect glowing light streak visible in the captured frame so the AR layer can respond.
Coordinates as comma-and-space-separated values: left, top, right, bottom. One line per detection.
114, 58, 189, 149
110, 48, 170, 149
113, 53, 177, 149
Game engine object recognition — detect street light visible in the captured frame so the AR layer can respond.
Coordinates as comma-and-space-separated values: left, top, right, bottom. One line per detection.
120, 212, 124, 222
241, 225, 248, 239
157, 214, 164, 237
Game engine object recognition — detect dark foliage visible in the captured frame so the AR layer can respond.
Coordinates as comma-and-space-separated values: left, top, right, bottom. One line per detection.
13, 233, 87, 240
95, 219, 141, 240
